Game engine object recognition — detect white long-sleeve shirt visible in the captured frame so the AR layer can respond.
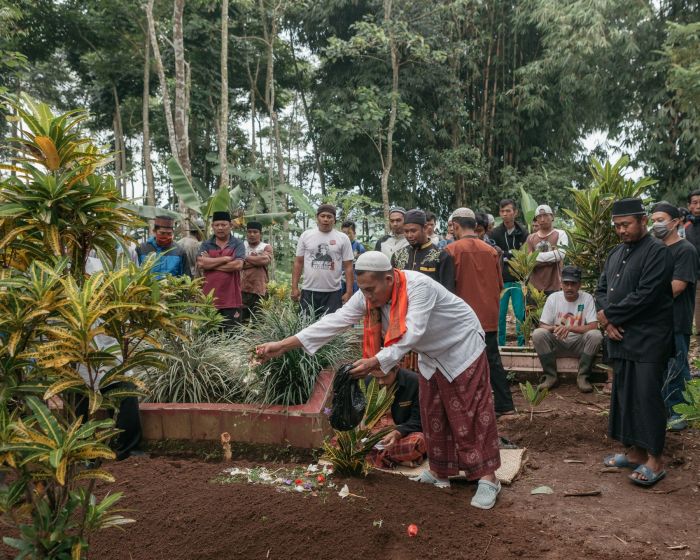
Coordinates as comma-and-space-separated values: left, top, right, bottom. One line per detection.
296, 271, 485, 382
535, 228, 568, 263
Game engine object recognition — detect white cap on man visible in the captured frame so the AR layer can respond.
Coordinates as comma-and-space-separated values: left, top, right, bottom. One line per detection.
535, 204, 553, 216
451, 207, 476, 220
355, 251, 392, 272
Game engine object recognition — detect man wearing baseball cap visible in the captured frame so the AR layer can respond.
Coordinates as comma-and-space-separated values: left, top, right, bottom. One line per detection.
532, 265, 602, 392
526, 204, 569, 295
595, 197, 673, 487
292, 203, 354, 316
257, 250, 502, 509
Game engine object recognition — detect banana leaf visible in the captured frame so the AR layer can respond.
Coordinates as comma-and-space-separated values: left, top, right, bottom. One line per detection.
167, 158, 203, 214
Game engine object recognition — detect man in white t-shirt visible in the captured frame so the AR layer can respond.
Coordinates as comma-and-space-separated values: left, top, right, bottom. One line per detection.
292, 203, 355, 316
532, 265, 603, 393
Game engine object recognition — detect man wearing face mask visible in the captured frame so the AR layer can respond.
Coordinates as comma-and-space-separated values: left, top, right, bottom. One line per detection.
685, 189, 700, 332
650, 202, 699, 431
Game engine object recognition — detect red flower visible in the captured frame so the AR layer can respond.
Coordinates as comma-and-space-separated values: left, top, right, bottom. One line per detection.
407, 524, 418, 537
294, 479, 303, 485
316, 474, 325, 484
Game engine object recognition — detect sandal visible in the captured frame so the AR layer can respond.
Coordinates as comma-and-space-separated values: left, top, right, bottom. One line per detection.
602, 453, 639, 470
408, 470, 451, 488
629, 464, 666, 487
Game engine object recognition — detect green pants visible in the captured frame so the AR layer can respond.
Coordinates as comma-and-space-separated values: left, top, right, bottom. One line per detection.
499, 281, 525, 347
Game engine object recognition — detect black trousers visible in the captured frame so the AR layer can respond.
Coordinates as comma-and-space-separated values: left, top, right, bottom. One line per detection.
485, 331, 515, 414
218, 307, 242, 329
242, 292, 262, 321
609, 359, 666, 456
300, 289, 342, 318
75, 382, 142, 461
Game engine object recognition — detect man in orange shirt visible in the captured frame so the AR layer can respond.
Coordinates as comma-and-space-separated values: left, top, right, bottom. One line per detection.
447, 208, 515, 417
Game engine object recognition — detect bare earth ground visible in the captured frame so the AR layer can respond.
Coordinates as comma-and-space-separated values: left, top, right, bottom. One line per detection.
38, 384, 696, 560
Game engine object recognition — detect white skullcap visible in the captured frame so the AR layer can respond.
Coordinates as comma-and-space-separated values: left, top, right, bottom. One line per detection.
451, 207, 475, 219
355, 251, 392, 272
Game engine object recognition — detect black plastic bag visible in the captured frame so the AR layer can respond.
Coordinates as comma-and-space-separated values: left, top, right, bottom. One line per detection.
329, 363, 366, 431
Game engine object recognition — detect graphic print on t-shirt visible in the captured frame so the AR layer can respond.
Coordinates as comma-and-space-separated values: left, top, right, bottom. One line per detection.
556, 303, 585, 327
311, 243, 335, 270
535, 239, 553, 252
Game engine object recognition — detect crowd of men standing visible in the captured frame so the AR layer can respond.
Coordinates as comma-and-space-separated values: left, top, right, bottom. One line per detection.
138, 192, 700, 497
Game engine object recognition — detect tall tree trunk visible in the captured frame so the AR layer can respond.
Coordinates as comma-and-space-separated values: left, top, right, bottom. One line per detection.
172, 0, 192, 182
245, 59, 260, 164
112, 84, 126, 197
218, 0, 229, 190
113, 113, 122, 196
379, 0, 397, 224
142, 33, 156, 206
146, 0, 179, 161
290, 31, 326, 195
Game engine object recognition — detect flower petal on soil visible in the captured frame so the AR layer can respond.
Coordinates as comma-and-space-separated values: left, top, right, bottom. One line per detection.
307, 464, 319, 472
531, 485, 554, 495
338, 484, 350, 499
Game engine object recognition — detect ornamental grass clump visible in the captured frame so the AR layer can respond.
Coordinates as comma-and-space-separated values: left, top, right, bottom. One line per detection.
139, 328, 254, 404
322, 379, 395, 476
229, 300, 360, 406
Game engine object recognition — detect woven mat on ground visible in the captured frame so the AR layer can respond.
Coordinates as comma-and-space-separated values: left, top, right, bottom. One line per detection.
377, 448, 526, 485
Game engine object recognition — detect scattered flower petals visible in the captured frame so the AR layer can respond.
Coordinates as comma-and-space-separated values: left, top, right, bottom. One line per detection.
407, 524, 418, 537
317, 474, 325, 484
323, 407, 332, 416
307, 464, 319, 472
294, 485, 304, 492
294, 479, 303, 485
338, 484, 350, 499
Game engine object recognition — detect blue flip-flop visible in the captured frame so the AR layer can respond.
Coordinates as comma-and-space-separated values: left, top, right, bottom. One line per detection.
629, 464, 666, 487
603, 453, 639, 469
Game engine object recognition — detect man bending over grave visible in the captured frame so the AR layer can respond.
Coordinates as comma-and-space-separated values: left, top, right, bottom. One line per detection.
257, 251, 502, 509
366, 366, 426, 469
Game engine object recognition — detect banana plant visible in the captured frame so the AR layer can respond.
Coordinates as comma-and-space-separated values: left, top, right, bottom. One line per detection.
167, 158, 293, 226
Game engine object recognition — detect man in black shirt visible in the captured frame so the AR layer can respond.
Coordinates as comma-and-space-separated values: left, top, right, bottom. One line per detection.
685, 189, 700, 332
491, 199, 529, 346
391, 209, 455, 292
595, 198, 674, 487
367, 367, 425, 468
650, 202, 699, 431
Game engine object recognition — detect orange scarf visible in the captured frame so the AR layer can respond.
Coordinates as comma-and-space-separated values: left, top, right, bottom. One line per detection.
362, 269, 408, 358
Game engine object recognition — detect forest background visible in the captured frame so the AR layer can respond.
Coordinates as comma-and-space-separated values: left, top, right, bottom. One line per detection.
1, 0, 699, 265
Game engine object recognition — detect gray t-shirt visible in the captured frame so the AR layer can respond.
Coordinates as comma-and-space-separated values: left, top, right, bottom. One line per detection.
296, 228, 354, 292
540, 290, 597, 328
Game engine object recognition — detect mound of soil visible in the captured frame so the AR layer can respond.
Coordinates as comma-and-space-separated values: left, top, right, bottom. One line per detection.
3, 385, 699, 560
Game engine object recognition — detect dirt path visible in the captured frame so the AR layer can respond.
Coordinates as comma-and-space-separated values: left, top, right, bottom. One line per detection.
81, 385, 700, 560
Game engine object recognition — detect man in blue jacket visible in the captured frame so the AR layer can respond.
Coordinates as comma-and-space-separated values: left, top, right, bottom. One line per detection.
136, 215, 190, 279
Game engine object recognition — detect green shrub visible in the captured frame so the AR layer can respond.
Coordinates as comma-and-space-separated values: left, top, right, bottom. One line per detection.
672, 378, 700, 428
230, 300, 361, 406
138, 328, 253, 403
322, 379, 395, 476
